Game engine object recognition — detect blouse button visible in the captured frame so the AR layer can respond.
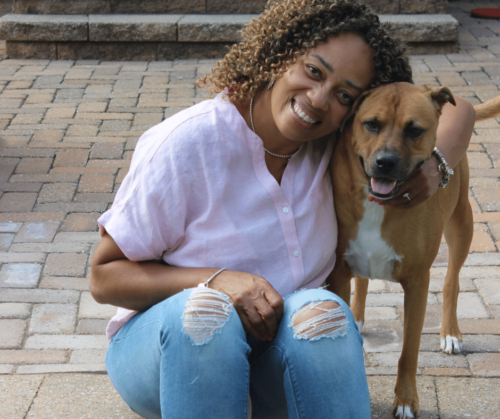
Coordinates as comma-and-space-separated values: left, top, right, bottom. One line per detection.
293, 250, 300, 257
283, 207, 289, 213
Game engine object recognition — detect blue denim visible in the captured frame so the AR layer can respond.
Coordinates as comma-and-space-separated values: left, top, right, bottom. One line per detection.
106, 288, 371, 419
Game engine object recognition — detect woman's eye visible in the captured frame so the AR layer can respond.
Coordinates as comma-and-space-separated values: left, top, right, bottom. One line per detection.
339, 92, 353, 104
307, 66, 320, 77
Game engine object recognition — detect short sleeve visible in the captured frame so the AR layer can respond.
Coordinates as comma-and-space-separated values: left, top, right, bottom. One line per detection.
98, 124, 191, 262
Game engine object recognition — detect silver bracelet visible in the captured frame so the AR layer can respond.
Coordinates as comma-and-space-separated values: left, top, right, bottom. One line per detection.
198, 268, 227, 288
432, 147, 454, 189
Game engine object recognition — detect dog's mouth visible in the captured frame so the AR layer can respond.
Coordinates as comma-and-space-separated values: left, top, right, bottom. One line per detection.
359, 156, 406, 200
369, 177, 402, 200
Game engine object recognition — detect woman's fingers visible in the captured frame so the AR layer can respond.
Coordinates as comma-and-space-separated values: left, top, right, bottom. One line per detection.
210, 271, 283, 341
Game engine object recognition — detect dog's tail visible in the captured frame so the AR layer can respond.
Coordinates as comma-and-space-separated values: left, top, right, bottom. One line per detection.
474, 95, 500, 121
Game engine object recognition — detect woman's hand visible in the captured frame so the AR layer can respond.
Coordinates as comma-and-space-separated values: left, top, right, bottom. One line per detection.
369, 154, 441, 209
209, 270, 284, 342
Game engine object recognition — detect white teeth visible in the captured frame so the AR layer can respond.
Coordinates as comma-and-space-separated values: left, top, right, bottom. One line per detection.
293, 102, 317, 125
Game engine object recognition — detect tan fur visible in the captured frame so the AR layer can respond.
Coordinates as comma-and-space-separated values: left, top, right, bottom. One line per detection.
327, 83, 497, 418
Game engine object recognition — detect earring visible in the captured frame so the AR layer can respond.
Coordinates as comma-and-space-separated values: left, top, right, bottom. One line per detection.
268, 78, 275, 90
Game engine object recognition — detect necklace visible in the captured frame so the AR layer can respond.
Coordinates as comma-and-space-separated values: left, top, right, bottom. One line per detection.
250, 96, 299, 160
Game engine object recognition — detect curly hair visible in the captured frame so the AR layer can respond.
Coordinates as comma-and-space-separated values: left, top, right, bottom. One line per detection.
197, 0, 413, 102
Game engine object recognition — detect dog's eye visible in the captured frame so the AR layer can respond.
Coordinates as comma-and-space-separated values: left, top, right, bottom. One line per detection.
364, 121, 378, 132
407, 127, 424, 138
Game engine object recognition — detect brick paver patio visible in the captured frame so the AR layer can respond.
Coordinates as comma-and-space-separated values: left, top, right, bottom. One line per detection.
1, 1, 500, 418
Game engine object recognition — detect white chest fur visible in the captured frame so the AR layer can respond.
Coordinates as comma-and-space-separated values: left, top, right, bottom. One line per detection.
344, 194, 402, 282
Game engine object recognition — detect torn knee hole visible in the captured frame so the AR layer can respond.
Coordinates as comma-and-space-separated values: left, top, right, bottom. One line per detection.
183, 288, 232, 345
292, 301, 348, 340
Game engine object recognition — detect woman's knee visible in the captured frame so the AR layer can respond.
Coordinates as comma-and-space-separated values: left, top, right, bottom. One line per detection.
285, 289, 356, 342
182, 287, 236, 345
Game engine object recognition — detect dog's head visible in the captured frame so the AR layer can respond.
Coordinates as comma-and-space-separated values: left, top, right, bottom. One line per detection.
344, 82, 455, 200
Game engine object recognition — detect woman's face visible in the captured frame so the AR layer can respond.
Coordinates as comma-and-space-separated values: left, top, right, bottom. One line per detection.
269, 32, 375, 145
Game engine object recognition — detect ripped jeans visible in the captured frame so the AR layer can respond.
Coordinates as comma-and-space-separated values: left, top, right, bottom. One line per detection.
106, 288, 370, 419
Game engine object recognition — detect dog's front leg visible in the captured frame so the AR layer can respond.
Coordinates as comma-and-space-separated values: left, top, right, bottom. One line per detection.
393, 273, 430, 419
351, 277, 369, 332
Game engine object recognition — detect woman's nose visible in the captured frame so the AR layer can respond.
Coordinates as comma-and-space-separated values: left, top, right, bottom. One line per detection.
307, 87, 330, 111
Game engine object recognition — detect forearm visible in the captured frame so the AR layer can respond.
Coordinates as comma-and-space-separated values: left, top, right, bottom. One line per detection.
90, 260, 221, 311
435, 96, 476, 168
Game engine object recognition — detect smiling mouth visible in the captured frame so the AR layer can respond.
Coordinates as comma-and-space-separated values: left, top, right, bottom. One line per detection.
292, 100, 321, 125
359, 157, 403, 200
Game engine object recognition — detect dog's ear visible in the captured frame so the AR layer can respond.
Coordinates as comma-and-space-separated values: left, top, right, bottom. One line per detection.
428, 86, 456, 109
338, 89, 372, 134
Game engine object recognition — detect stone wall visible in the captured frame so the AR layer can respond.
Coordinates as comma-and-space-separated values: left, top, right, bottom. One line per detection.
12, 0, 447, 15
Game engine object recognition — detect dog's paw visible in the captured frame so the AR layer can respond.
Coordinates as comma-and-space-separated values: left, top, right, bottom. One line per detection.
440, 335, 462, 354
355, 320, 364, 332
393, 404, 416, 419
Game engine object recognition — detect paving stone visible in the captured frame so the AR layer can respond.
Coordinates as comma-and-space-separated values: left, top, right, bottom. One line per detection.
0, 232, 14, 251
0, 192, 37, 212
79, 291, 117, 319
53, 148, 89, 167
89, 142, 123, 160
29, 304, 78, 335
39, 276, 88, 291
17, 363, 107, 373
0, 252, 45, 263
461, 334, 500, 353
53, 231, 100, 242
10, 242, 87, 253
362, 321, 403, 353
0, 222, 22, 232
474, 278, 500, 305
14, 221, 59, 242
0, 289, 79, 304
70, 348, 106, 364
364, 307, 398, 321
437, 292, 490, 319
0, 303, 31, 319
368, 376, 438, 419
76, 319, 108, 335
458, 319, 500, 335
25, 335, 108, 350
38, 182, 76, 203
436, 377, 500, 418
0, 319, 26, 349
44, 253, 87, 277
0, 349, 68, 364
490, 305, 500, 318
15, 157, 52, 174
78, 173, 114, 193
24, 373, 141, 417
0, 374, 44, 419
0, 263, 42, 288
467, 353, 500, 377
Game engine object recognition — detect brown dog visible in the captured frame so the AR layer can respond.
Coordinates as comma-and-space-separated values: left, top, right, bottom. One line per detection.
327, 82, 500, 418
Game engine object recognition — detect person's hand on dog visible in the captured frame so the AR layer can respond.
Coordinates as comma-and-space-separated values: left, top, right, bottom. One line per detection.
368, 154, 442, 209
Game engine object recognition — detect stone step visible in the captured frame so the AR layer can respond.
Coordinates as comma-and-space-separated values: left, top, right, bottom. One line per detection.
0, 13, 459, 60
11, 0, 268, 14
10, 0, 447, 15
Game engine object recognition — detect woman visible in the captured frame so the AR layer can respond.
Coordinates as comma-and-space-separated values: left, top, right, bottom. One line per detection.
89, 1, 475, 418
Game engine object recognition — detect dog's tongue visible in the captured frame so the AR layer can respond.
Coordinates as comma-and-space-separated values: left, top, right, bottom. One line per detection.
371, 177, 397, 195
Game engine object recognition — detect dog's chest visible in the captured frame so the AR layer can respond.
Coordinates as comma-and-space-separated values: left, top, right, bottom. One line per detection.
343, 198, 402, 282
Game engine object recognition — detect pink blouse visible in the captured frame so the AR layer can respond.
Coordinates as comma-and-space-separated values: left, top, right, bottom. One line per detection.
98, 93, 338, 339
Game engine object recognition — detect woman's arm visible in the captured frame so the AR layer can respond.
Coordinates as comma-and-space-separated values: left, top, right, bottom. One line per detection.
378, 96, 476, 209
89, 230, 284, 341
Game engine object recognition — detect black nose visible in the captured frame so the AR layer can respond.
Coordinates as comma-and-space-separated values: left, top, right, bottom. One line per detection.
375, 154, 398, 173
